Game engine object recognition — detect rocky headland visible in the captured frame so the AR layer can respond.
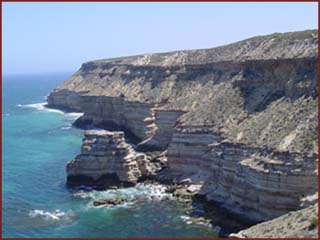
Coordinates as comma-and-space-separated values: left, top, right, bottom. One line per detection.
47, 30, 318, 238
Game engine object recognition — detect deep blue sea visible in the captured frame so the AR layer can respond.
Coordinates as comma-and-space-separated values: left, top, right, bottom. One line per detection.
2, 73, 218, 238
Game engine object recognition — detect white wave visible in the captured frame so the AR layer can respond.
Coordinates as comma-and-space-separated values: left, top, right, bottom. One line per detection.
17, 102, 47, 111
65, 112, 83, 120
28, 209, 75, 221
2, 113, 10, 117
17, 102, 64, 114
46, 108, 65, 114
61, 126, 72, 130
16, 102, 83, 119
180, 215, 213, 228
72, 191, 95, 199
72, 183, 173, 209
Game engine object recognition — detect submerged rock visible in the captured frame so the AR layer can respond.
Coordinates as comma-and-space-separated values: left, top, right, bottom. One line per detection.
93, 198, 125, 206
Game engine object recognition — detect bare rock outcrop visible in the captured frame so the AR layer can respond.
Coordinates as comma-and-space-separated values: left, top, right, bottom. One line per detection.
229, 203, 318, 238
138, 109, 186, 150
66, 130, 155, 188
202, 142, 318, 222
72, 96, 153, 141
166, 125, 222, 181
164, 126, 318, 222
93, 198, 125, 206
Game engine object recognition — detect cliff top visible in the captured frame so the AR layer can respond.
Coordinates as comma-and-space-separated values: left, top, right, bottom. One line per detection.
83, 29, 317, 68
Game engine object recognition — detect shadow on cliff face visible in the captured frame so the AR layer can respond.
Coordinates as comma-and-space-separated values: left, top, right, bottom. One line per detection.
72, 116, 142, 145
190, 194, 256, 237
234, 58, 318, 113
66, 174, 136, 190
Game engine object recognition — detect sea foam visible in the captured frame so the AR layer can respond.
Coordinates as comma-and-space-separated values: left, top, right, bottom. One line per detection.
17, 102, 63, 114
28, 209, 73, 221
16, 102, 83, 119
71, 183, 173, 209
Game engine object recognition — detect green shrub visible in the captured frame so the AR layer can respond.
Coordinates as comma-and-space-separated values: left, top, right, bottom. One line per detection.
308, 217, 318, 231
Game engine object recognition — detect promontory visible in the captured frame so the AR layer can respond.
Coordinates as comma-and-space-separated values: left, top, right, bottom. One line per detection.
47, 29, 318, 238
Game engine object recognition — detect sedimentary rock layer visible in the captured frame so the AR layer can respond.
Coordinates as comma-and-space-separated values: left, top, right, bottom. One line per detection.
66, 130, 154, 188
47, 30, 318, 154
138, 109, 187, 150
165, 127, 318, 221
205, 144, 317, 221
165, 125, 222, 181
71, 96, 153, 141
47, 30, 318, 224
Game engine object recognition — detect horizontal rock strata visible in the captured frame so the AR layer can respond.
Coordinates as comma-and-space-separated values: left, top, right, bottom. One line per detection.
72, 96, 153, 141
138, 109, 186, 150
166, 125, 222, 182
47, 30, 318, 154
205, 145, 317, 221
67, 130, 154, 188
47, 30, 318, 230
165, 127, 318, 221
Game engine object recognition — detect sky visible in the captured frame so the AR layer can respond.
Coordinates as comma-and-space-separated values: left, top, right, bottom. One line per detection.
3, 2, 318, 75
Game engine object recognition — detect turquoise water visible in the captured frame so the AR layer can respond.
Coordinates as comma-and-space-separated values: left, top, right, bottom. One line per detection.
2, 73, 218, 238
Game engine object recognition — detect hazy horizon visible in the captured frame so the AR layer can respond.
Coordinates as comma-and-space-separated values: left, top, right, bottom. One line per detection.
3, 2, 318, 75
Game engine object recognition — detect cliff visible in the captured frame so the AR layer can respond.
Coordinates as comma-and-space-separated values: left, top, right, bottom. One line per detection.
67, 130, 155, 188
48, 29, 318, 153
47, 30, 318, 225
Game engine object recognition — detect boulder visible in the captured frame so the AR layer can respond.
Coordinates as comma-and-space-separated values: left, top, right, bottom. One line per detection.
93, 198, 125, 206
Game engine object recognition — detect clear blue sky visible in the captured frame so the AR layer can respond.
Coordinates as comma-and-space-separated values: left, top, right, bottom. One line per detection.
3, 2, 318, 75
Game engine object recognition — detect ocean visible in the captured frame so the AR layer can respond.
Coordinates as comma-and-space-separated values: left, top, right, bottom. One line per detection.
2, 73, 219, 238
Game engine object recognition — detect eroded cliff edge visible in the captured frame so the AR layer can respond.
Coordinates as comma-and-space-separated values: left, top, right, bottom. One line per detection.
47, 30, 318, 233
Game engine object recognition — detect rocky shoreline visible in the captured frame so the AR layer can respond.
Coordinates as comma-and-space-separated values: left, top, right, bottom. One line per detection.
47, 30, 318, 238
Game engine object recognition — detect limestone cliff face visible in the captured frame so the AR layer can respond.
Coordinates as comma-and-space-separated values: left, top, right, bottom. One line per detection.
165, 126, 318, 221
47, 30, 318, 153
204, 141, 317, 221
72, 96, 152, 140
67, 130, 154, 188
138, 109, 187, 150
166, 125, 222, 180
48, 30, 318, 221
